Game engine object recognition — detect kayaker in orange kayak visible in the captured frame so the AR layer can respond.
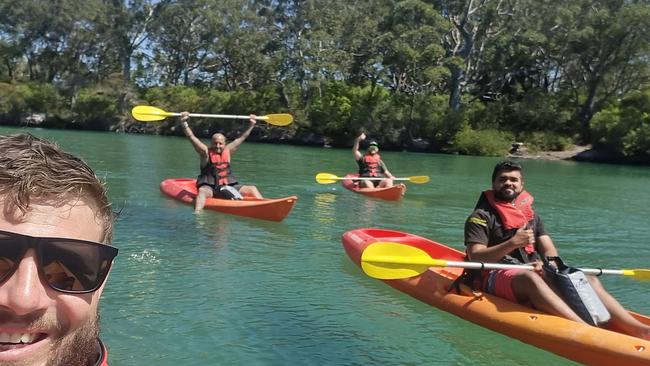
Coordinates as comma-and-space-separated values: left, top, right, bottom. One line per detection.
352, 132, 395, 188
180, 111, 263, 212
464, 160, 650, 339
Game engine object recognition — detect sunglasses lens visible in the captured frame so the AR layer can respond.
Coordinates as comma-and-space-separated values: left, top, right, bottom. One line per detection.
40, 240, 117, 293
0, 233, 29, 284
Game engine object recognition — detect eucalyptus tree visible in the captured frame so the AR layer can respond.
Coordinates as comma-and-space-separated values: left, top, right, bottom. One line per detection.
371, 0, 449, 142
201, 0, 278, 91
150, 1, 280, 90
541, 0, 650, 142
0, 37, 24, 81
101, 0, 172, 113
338, 0, 392, 89
148, 0, 216, 86
0, 0, 105, 84
434, 0, 527, 112
379, 1, 448, 96
257, 0, 394, 133
455, 0, 571, 133
264, 0, 362, 97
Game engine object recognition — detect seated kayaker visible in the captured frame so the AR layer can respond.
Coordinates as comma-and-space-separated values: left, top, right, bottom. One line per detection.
463, 160, 650, 339
179, 111, 263, 212
352, 132, 394, 188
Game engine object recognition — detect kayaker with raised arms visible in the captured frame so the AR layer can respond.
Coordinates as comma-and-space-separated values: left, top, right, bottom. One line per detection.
179, 112, 263, 213
463, 160, 650, 339
352, 132, 395, 188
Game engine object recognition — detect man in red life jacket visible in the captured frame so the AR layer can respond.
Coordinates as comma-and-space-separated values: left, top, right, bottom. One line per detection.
0, 133, 117, 365
180, 112, 263, 212
464, 160, 650, 339
352, 133, 395, 188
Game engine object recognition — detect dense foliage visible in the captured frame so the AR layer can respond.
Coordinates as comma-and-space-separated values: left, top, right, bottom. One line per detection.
1, 0, 649, 161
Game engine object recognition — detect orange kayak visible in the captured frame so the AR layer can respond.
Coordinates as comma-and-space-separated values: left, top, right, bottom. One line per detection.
342, 228, 650, 365
160, 178, 297, 221
341, 174, 406, 201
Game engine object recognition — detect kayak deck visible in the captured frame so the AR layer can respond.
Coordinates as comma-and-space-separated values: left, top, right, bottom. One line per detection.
160, 178, 297, 221
341, 228, 650, 365
341, 174, 406, 201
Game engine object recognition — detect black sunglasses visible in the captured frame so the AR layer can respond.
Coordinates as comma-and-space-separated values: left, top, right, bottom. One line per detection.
0, 230, 118, 294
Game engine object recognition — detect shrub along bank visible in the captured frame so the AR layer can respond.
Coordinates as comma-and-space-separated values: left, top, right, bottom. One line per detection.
1, 81, 649, 164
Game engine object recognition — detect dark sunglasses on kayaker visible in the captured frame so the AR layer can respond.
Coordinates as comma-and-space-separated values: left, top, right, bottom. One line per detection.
0, 230, 118, 294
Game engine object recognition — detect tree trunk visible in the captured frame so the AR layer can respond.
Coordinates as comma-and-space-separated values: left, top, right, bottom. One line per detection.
576, 77, 601, 144
4, 58, 13, 80
449, 65, 463, 111
119, 48, 132, 114
115, 48, 132, 133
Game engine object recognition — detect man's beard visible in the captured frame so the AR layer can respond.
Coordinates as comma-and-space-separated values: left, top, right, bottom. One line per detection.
48, 314, 99, 366
0, 312, 99, 366
495, 187, 519, 201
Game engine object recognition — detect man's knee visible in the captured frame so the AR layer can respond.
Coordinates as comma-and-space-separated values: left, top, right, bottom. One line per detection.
197, 186, 214, 197
359, 181, 373, 188
512, 271, 547, 295
515, 270, 543, 284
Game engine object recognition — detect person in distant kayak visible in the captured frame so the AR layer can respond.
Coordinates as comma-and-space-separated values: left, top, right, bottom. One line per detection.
352, 132, 395, 188
180, 112, 263, 212
0, 133, 118, 365
463, 160, 650, 339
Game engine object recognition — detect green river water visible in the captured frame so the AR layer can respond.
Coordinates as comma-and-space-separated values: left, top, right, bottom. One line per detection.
2, 126, 650, 365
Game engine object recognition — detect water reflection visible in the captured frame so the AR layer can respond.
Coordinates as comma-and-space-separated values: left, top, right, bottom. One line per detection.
314, 193, 336, 220
358, 195, 380, 216
194, 213, 232, 250
311, 193, 337, 241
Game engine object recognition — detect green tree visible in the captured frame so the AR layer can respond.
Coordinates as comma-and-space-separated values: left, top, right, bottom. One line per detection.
101, 0, 172, 116
546, 0, 650, 142
591, 89, 650, 161
436, 0, 520, 111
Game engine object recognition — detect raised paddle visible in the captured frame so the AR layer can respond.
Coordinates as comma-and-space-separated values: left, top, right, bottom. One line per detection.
131, 105, 294, 126
315, 172, 429, 184
361, 242, 650, 281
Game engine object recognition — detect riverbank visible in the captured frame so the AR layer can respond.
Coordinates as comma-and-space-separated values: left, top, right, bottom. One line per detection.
507, 144, 592, 161
506, 143, 645, 165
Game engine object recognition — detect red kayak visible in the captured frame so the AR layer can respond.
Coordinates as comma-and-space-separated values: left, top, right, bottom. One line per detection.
160, 178, 297, 221
341, 174, 406, 201
342, 228, 650, 365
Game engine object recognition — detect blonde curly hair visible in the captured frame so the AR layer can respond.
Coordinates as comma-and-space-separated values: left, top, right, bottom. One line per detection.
0, 133, 114, 243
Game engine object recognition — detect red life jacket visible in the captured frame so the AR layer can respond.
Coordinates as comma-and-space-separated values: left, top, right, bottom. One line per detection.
199, 148, 237, 186
359, 154, 383, 177
484, 189, 535, 254
454, 189, 538, 292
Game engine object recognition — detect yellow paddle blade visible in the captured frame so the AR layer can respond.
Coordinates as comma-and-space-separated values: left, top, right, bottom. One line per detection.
361, 242, 447, 280
131, 105, 174, 122
408, 175, 430, 184
263, 113, 293, 126
626, 269, 650, 281
315, 173, 339, 184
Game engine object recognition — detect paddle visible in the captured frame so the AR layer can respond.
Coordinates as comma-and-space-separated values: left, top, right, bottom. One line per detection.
315, 172, 429, 184
361, 242, 650, 281
131, 105, 293, 126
